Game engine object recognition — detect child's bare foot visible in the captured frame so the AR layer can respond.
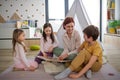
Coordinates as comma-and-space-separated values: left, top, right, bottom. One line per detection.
13, 67, 24, 71
28, 66, 36, 71
69, 73, 80, 79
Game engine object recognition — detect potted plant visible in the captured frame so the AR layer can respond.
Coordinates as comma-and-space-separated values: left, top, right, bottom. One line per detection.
108, 20, 117, 34
116, 20, 120, 34
116, 20, 120, 29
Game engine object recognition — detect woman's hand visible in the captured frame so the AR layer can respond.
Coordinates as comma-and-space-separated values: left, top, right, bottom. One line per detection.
58, 53, 68, 60
77, 47, 81, 52
69, 73, 80, 79
48, 46, 54, 52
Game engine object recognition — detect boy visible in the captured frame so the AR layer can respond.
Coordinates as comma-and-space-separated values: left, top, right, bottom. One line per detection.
54, 25, 103, 79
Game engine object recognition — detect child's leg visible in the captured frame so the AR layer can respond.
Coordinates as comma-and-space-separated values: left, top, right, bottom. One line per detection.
34, 51, 44, 64
54, 50, 91, 80
64, 53, 77, 67
13, 64, 25, 71
91, 61, 102, 72
13, 67, 24, 71
46, 52, 53, 57
84, 62, 102, 79
29, 60, 39, 69
69, 50, 91, 71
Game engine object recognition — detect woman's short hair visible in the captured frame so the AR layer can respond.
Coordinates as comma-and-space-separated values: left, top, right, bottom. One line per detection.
63, 17, 74, 29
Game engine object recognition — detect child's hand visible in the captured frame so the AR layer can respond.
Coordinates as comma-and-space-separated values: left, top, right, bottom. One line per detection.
48, 46, 53, 52
69, 73, 80, 79
43, 53, 48, 58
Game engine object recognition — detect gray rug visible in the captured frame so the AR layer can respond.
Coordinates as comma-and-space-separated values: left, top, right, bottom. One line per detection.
43, 61, 66, 74
0, 63, 120, 80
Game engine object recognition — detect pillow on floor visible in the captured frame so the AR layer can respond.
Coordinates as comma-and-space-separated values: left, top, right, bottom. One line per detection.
30, 45, 40, 51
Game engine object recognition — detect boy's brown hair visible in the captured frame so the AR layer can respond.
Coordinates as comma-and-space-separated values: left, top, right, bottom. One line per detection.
83, 25, 99, 41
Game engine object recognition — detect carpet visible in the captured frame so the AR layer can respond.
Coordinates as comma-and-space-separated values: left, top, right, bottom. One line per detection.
0, 63, 120, 80
43, 56, 108, 75
42, 61, 65, 74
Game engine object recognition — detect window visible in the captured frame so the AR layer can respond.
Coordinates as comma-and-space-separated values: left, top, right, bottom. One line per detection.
46, 0, 100, 33
69, 0, 74, 10
46, 0, 74, 32
48, 0, 65, 32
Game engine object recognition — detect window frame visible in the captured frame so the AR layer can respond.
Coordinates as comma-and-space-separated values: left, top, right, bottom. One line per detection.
45, 0, 102, 41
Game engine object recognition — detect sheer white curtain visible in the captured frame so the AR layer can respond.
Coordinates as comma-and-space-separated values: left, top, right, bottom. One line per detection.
82, 0, 100, 27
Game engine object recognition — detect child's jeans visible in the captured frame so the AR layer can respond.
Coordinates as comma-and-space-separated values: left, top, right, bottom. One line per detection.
34, 51, 53, 64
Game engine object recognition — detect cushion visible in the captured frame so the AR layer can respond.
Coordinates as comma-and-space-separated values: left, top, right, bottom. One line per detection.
30, 45, 40, 51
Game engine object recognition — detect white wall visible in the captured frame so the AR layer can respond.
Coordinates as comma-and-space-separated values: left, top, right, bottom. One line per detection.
0, 0, 45, 49
0, 23, 36, 49
115, 0, 120, 20
102, 0, 107, 42
0, 0, 45, 27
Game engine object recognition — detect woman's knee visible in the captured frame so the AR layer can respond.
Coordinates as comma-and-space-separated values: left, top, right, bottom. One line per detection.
66, 54, 77, 60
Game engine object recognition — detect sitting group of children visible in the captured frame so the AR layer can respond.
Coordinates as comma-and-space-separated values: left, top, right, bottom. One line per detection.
12, 17, 103, 80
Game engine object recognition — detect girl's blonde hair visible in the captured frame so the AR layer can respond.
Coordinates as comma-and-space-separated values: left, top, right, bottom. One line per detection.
12, 29, 27, 55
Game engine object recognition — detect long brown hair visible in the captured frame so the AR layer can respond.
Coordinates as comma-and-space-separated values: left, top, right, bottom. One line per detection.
42, 23, 55, 43
12, 29, 27, 55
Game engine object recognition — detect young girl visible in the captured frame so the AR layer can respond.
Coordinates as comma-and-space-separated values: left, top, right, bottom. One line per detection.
12, 29, 38, 71
34, 23, 59, 64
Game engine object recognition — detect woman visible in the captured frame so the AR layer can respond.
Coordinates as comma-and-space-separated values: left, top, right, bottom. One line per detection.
54, 17, 81, 60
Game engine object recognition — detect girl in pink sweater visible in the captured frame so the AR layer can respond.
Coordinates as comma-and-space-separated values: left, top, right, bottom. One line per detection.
35, 23, 59, 64
12, 29, 38, 71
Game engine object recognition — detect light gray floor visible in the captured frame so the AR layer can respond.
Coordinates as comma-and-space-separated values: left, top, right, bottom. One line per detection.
103, 43, 120, 72
0, 63, 120, 80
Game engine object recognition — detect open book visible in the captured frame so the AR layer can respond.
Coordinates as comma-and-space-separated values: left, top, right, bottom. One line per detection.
37, 56, 71, 62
